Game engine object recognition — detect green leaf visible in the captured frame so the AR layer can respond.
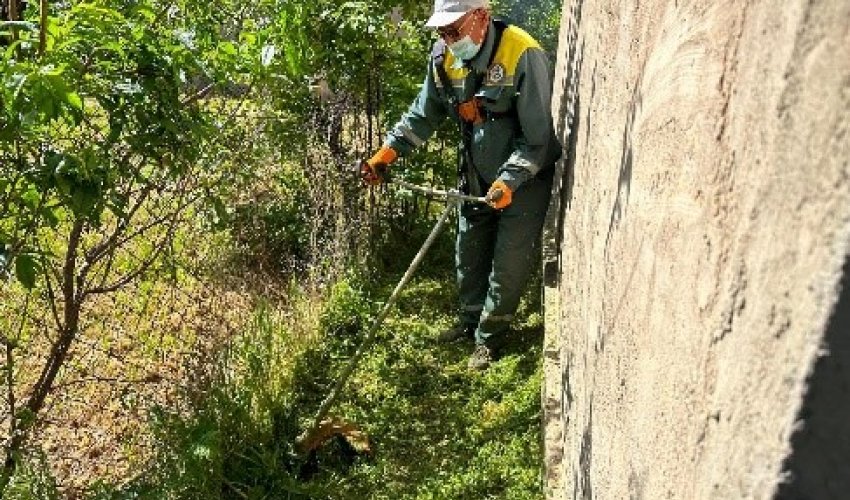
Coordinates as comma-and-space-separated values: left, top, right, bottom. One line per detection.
21, 186, 40, 208
239, 32, 257, 48
15, 408, 36, 430
64, 91, 82, 111
41, 204, 61, 228
70, 180, 102, 218
107, 192, 129, 219
219, 41, 238, 56
39, 64, 64, 77
9, 73, 28, 102
261, 44, 276, 67
133, 4, 157, 23
0, 21, 38, 32
14, 254, 38, 289
210, 196, 229, 228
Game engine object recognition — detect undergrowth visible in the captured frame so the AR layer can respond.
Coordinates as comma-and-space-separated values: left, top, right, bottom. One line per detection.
3, 201, 546, 499
76, 264, 545, 499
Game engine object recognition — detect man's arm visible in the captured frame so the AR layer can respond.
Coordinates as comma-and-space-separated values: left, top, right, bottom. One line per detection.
497, 47, 556, 191
384, 58, 450, 156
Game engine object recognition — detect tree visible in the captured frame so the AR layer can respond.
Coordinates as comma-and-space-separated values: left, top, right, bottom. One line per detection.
0, 0, 271, 488
1, 0, 450, 492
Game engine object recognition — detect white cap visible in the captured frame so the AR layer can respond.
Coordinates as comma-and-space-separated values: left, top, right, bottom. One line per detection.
425, 0, 489, 28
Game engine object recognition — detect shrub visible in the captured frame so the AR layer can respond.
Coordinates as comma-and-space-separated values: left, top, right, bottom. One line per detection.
229, 163, 310, 273
318, 277, 372, 338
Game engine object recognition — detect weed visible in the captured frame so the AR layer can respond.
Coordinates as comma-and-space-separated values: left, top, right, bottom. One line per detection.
2, 450, 60, 500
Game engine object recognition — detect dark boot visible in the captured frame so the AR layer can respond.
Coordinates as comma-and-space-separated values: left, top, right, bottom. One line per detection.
438, 324, 475, 343
467, 344, 494, 371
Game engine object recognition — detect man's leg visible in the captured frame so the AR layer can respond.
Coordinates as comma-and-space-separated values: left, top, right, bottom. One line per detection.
476, 176, 552, 349
456, 204, 497, 329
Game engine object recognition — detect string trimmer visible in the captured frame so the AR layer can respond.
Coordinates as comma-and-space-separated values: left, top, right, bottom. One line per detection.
295, 173, 500, 455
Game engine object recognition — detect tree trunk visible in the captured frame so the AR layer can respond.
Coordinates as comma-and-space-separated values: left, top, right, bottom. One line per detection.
6, 0, 21, 20
1, 219, 84, 490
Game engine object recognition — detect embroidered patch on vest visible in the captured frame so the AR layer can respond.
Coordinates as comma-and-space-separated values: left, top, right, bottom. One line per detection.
487, 63, 506, 84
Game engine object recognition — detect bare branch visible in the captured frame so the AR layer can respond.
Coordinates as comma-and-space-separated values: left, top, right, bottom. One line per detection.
85, 189, 196, 296
51, 373, 165, 392
2, 294, 30, 448
38, 250, 62, 332
222, 83, 255, 130
93, 241, 118, 292
38, 0, 47, 57
84, 217, 182, 295
27, 218, 84, 411
81, 172, 154, 271
4, 344, 15, 448
180, 83, 216, 106
109, 195, 186, 250
2, 217, 86, 481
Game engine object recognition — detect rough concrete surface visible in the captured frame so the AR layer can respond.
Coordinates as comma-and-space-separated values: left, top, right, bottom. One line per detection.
542, 1, 850, 499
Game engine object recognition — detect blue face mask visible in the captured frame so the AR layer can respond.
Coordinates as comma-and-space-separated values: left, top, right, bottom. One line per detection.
448, 35, 482, 61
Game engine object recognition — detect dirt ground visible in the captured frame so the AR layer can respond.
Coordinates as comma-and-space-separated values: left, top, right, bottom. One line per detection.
542, 1, 850, 498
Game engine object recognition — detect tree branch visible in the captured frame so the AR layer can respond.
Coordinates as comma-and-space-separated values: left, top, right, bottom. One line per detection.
39, 251, 62, 332
79, 181, 154, 283
1, 216, 84, 486
17, 218, 84, 427
51, 373, 165, 392
38, 0, 47, 57
84, 210, 187, 296
180, 83, 216, 106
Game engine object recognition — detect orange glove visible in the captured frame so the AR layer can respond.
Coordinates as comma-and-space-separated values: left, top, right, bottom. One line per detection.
360, 146, 397, 186
486, 179, 513, 209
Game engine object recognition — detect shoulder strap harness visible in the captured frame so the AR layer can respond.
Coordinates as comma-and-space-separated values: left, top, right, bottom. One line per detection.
431, 18, 509, 125
431, 19, 509, 197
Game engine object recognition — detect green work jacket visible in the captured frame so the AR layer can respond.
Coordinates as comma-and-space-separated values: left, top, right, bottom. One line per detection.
385, 20, 561, 192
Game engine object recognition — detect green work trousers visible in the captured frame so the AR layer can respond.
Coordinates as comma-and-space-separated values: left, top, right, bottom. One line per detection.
456, 174, 552, 347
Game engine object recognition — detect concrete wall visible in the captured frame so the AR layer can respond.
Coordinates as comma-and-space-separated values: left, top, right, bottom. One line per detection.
541, 1, 850, 498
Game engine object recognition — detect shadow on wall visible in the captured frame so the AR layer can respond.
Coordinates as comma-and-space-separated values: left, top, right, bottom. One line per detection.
603, 72, 642, 259
776, 253, 850, 500
543, 0, 583, 287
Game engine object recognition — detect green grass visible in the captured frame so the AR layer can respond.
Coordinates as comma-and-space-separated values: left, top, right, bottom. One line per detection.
301, 273, 545, 500
81, 266, 546, 499
2, 199, 546, 500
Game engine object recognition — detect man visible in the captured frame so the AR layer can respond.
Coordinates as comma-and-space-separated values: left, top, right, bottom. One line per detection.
360, 0, 561, 370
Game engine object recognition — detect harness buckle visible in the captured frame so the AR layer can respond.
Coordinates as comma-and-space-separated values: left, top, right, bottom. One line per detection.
457, 98, 485, 125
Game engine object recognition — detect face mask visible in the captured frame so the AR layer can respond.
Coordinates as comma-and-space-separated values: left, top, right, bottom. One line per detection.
448, 35, 481, 61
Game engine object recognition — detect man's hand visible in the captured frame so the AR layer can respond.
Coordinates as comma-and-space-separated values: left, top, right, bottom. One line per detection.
486, 179, 513, 209
359, 146, 398, 186
359, 160, 388, 186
